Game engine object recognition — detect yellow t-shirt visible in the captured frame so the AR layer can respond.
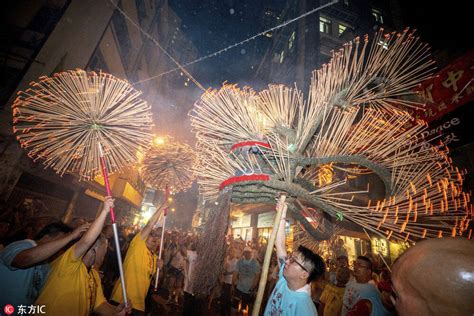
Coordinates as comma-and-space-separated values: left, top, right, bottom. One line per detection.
111, 232, 156, 311
319, 284, 346, 316
35, 245, 106, 316
92, 268, 106, 310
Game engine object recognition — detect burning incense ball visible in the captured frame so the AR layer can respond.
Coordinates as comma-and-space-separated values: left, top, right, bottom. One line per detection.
190, 28, 472, 242
12, 69, 153, 180
140, 139, 196, 192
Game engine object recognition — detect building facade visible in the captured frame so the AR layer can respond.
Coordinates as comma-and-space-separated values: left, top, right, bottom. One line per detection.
255, 0, 402, 90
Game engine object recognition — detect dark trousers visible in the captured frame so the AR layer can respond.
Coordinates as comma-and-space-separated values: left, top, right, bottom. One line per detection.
220, 283, 233, 316
183, 291, 197, 316
235, 288, 253, 312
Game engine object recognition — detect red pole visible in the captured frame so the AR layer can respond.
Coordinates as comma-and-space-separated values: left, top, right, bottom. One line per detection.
99, 150, 116, 223
98, 143, 128, 306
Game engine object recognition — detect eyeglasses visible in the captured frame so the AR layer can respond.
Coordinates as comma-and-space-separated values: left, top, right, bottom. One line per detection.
287, 253, 308, 272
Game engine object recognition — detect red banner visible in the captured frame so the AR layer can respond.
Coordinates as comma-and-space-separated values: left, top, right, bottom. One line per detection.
412, 49, 474, 122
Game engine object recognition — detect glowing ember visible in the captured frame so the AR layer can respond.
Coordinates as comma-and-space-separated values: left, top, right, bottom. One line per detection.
12, 69, 153, 180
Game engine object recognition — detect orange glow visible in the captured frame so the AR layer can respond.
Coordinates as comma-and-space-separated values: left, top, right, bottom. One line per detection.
153, 136, 166, 146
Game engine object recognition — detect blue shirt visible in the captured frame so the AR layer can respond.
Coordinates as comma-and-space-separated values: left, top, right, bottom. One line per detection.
236, 258, 260, 294
0, 240, 50, 309
264, 264, 317, 316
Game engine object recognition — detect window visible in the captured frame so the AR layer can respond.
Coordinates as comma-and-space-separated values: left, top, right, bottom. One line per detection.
320, 17, 332, 34
288, 31, 296, 50
372, 9, 384, 24
338, 24, 347, 36
279, 50, 286, 63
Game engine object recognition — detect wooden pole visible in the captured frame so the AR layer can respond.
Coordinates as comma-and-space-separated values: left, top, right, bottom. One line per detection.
252, 195, 286, 316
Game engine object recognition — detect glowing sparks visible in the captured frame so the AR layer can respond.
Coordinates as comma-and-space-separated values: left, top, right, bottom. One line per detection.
140, 140, 196, 192
190, 28, 471, 242
12, 69, 153, 180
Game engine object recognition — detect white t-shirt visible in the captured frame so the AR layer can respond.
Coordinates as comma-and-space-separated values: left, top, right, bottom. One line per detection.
183, 250, 197, 294
342, 280, 388, 316
223, 257, 238, 284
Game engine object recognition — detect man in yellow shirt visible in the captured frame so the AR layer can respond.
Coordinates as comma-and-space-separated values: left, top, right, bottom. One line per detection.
319, 266, 351, 316
110, 206, 164, 315
36, 197, 130, 316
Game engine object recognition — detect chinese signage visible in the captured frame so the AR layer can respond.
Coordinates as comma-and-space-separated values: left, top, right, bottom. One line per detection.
257, 211, 276, 228
232, 214, 251, 228
421, 104, 474, 149
413, 49, 474, 122
371, 238, 389, 257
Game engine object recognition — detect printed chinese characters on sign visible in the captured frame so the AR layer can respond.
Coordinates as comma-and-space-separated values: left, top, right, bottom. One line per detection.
414, 49, 474, 123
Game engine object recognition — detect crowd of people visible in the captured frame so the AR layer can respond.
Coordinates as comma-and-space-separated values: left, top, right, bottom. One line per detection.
1, 198, 473, 316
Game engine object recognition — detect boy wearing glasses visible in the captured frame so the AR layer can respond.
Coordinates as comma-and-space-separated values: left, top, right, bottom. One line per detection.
264, 201, 326, 316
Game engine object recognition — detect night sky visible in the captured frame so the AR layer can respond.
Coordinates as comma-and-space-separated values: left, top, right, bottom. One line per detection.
170, 0, 275, 86
167, 0, 472, 89
399, 0, 471, 51
158, 0, 473, 164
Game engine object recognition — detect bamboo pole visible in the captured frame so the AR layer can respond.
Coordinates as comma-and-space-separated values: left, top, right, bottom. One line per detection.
252, 194, 286, 316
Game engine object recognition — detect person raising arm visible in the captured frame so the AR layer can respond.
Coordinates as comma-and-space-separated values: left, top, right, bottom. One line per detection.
36, 197, 130, 316
264, 200, 326, 316
111, 204, 166, 314
0, 222, 87, 307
